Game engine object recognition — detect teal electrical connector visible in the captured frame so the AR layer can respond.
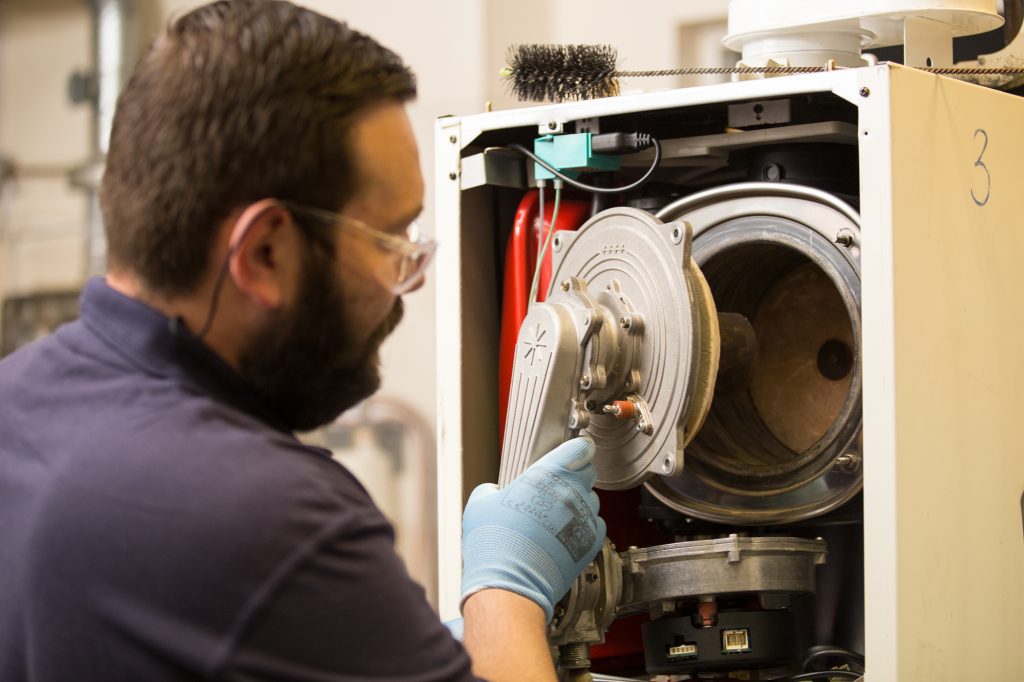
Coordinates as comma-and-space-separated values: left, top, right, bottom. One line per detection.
532, 132, 620, 181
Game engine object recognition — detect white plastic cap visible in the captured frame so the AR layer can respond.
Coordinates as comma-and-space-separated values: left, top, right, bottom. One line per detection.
724, 0, 1003, 66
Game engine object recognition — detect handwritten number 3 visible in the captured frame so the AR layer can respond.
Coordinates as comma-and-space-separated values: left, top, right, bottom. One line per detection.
972, 128, 990, 207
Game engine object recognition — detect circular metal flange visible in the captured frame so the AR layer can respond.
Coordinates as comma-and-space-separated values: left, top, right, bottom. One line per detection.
651, 182, 862, 525
549, 207, 703, 490
681, 259, 719, 446
618, 535, 827, 616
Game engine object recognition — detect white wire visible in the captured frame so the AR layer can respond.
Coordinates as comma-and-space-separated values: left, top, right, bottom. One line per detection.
528, 179, 562, 305
535, 179, 544, 301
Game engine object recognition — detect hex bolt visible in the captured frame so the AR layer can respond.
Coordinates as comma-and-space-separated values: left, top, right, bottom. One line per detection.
571, 409, 590, 430
859, 87, 870, 97
835, 229, 856, 248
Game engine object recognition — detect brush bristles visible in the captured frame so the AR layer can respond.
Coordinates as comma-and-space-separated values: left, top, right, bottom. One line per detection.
504, 44, 619, 102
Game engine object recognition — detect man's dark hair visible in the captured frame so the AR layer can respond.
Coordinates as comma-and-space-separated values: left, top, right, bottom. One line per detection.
100, 0, 416, 296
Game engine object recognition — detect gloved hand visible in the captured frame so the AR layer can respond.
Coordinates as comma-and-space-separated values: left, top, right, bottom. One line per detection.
460, 437, 606, 622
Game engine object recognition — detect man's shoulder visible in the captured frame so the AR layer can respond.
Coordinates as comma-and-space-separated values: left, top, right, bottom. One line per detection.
24, 382, 384, 596
1, 316, 385, 575
57, 393, 371, 526
3, 326, 375, 539
0, 320, 83, 381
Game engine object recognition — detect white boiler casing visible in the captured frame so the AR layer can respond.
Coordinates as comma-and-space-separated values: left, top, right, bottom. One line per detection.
434, 64, 1024, 679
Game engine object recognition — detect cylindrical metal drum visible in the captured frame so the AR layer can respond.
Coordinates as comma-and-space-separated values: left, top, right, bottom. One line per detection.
652, 182, 862, 525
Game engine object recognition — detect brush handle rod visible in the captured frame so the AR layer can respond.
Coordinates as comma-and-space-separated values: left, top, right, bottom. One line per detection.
615, 66, 1024, 77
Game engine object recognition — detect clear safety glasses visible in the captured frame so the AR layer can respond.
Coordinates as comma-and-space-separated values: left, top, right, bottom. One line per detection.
284, 202, 438, 295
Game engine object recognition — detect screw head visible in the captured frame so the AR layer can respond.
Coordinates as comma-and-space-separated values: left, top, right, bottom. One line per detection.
560, 280, 571, 291
580, 375, 592, 388
547, 121, 558, 130
448, 172, 457, 180
835, 230, 856, 248
449, 135, 457, 144
836, 453, 862, 472
619, 317, 631, 329
859, 87, 870, 97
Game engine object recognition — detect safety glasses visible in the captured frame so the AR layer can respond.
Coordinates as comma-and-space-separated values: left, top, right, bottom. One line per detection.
283, 202, 437, 295
282, 199, 438, 288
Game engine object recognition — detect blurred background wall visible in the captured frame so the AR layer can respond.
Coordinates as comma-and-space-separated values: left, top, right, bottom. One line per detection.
0, 0, 730, 606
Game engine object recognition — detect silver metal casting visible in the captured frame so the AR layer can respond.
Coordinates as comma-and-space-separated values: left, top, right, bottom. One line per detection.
618, 535, 828, 616
499, 207, 709, 490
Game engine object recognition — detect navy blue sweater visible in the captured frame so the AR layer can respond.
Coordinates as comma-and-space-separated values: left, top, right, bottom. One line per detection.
0, 278, 477, 681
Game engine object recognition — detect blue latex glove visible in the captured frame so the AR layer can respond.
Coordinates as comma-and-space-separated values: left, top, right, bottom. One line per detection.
460, 437, 606, 622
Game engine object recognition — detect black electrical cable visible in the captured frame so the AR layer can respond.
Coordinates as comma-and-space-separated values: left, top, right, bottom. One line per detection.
775, 670, 863, 681
803, 646, 866, 672
509, 138, 662, 195
193, 249, 235, 340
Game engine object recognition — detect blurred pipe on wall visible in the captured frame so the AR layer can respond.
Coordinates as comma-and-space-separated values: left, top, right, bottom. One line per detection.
314, 395, 440, 608
69, 0, 141, 277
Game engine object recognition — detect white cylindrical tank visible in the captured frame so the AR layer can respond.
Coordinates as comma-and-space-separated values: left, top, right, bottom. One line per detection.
724, 0, 1003, 67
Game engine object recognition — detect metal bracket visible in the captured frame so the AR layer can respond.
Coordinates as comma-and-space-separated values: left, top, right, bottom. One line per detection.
904, 16, 954, 68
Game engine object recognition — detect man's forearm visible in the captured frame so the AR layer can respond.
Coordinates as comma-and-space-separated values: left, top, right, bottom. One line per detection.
462, 589, 557, 682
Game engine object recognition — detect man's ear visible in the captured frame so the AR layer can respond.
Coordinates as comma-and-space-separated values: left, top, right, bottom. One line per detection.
226, 199, 298, 310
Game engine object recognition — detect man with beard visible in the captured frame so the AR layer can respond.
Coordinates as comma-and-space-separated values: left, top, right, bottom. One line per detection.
0, 2, 604, 682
